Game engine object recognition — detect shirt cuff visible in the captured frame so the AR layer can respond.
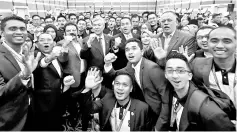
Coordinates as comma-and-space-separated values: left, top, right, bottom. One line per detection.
40, 57, 50, 68
104, 64, 113, 73
20, 77, 30, 86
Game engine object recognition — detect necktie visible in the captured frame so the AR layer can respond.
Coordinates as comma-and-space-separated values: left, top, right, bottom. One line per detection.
98, 37, 104, 55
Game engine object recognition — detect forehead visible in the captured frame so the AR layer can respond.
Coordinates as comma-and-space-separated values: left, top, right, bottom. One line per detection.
196, 28, 212, 35
161, 12, 176, 19
45, 18, 53, 21
141, 32, 149, 36
65, 25, 77, 30
115, 75, 131, 84
125, 42, 139, 48
46, 27, 55, 31
209, 28, 235, 39
132, 17, 139, 20
121, 19, 131, 23
5, 20, 26, 28
148, 14, 156, 18
78, 20, 86, 24
166, 58, 188, 68
58, 17, 66, 21
39, 34, 52, 39
93, 19, 103, 24
33, 16, 40, 19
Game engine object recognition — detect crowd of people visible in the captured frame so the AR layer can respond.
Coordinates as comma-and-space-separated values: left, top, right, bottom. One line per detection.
0, 9, 236, 131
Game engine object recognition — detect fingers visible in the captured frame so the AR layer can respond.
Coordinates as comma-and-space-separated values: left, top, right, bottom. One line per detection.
35, 52, 42, 62
185, 46, 188, 54
188, 53, 195, 62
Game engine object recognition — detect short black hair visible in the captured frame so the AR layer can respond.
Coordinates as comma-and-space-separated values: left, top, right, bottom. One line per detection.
69, 13, 77, 19
142, 11, 149, 17
44, 16, 53, 21
64, 22, 79, 33
32, 14, 40, 19
114, 70, 134, 87
57, 15, 66, 21
131, 14, 139, 19
208, 26, 236, 39
1, 15, 26, 31
148, 12, 157, 18
165, 51, 190, 70
125, 38, 143, 50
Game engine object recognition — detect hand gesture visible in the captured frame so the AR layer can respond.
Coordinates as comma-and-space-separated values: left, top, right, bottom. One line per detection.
85, 68, 103, 89
22, 44, 41, 77
104, 53, 117, 64
114, 37, 122, 48
63, 75, 75, 92
49, 46, 62, 60
63, 35, 73, 48
178, 45, 195, 62
87, 33, 97, 47
150, 38, 167, 60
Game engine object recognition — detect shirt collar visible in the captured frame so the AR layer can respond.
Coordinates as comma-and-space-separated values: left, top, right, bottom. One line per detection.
163, 29, 176, 38
2, 41, 22, 59
213, 59, 236, 73
132, 58, 143, 70
123, 33, 133, 38
96, 33, 104, 40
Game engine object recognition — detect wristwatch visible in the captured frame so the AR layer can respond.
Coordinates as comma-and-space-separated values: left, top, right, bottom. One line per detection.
19, 72, 31, 80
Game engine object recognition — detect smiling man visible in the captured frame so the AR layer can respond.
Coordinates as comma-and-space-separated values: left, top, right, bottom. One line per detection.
104, 38, 168, 130
164, 51, 235, 131
191, 26, 237, 107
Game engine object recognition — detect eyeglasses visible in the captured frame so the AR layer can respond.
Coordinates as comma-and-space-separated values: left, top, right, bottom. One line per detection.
196, 35, 208, 40
114, 82, 129, 88
165, 69, 190, 75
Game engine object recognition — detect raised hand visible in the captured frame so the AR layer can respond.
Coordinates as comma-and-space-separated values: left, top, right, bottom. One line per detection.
87, 33, 97, 48
63, 35, 73, 48
85, 68, 103, 89
104, 53, 117, 65
178, 45, 195, 62
22, 44, 41, 77
150, 38, 167, 60
114, 37, 122, 47
63, 75, 75, 92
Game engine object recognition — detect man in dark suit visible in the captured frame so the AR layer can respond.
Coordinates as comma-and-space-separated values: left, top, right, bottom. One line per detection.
110, 17, 141, 70
143, 11, 197, 68
103, 17, 121, 36
84, 69, 152, 131
0, 15, 41, 130
81, 16, 112, 70
104, 38, 168, 129
163, 51, 235, 131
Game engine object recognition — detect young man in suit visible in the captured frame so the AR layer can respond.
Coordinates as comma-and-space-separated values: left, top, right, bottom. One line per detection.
0, 15, 41, 130
104, 38, 168, 130
81, 16, 112, 70
143, 11, 197, 68
110, 17, 141, 70
164, 51, 235, 131
84, 69, 151, 131
191, 26, 237, 107
103, 17, 121, 36
33, 33, 75, 130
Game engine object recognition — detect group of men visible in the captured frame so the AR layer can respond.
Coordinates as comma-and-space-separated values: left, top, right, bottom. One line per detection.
0, 9, 236, 131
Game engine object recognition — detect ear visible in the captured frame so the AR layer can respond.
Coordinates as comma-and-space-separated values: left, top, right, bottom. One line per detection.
112, 81, 114, 86
53, 41, 56, 46
130, 85, 133, 92
188, 73, 193, 80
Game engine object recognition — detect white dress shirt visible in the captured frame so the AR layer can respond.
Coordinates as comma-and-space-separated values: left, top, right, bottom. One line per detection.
72, 41, 86, 73
40, 55, 62, 77
163, 30, 176, 50
123, 33, 133, 40
132, 58, 143, 88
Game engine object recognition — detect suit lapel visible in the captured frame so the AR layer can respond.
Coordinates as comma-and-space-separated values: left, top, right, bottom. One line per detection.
159, 34, 166, 49
179, 102, 189, 130
92, 37, 104, 56
103, 97, 116, 128
120, 33, 127, 43
202, 58, 213, 86
139, 58, 145, 90
129, 98, 136, 131
1, 45, 21, 72
167, 31, 179, 54
68, 43, 80, 60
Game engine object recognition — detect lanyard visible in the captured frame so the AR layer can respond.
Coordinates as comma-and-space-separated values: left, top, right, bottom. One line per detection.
114, 100, 131, 132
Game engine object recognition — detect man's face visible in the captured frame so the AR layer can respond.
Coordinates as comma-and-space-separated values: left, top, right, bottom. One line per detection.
108, 18, 116, 28
69, 15, 77, 24
196, 28, 212, 51
197, 19, 204, 27
57, 17, 66, 28
132, 17, 139, 28
86, 13, 91, 19
208, 28, 236, 59
32, 16, 41, 27
160, 12, 178, 35
65, 25, 78, 39
37, 34, 55, 54
221, 17, 229, 24
120, 19, 132, 34
125, 42, 143, 64
113, 75, 133, 102
25, 15, 29, 20
2, 20, 27, 46
213, 15, 221, 23
78, 15, 85, 20
45, 27, 56, 40
85, 19, 92, 28
165, 58, 192, 91
45, 18, 54, 25
148, 14, 157, 26
116, 17, 121, 26
77, 20, 86, 31
142, 13, 148, 22
92, 20, 105, 35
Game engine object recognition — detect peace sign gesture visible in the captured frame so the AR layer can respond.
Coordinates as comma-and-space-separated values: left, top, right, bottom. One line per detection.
150, 38, 167, 60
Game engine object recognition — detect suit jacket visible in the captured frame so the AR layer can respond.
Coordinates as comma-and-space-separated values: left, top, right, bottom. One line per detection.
0, 44, 30, 130
164, 81, 235, 131
92, 92, 152, 131
110, 32, 141, 70
106, 58, 168, 128
57, 40, 85, 88
143, 30, 197, 68
81, 34, 112, 70
103, 28, 121, 36
194, 49, 205, 58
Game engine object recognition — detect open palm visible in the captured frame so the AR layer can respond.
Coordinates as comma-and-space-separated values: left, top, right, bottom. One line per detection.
150, 38, 167, 60
85, 68, 102, 89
